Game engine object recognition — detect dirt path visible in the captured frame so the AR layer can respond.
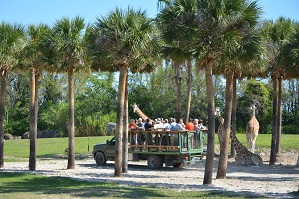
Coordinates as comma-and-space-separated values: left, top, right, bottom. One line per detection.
1, 152, 299, 198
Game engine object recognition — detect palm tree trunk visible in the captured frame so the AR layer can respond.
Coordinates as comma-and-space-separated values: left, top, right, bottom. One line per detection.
270, 77, 277, 165
276, 77, 283, 155
67, 68, 75, 169
230, 75, 236, 158
0, 70, 8, 168
185, 60, 193, 123
29, 68, 38, 171
122, 72, 129, 173
203, 64, 215, 185
217, 71, 233, 179
175, 62, 182, 120
115, 65, 127, 177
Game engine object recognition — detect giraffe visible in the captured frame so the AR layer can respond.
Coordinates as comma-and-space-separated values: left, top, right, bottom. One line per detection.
230, 131, 263, 166
215, 107, 224, 146
246, 105, 260, 153
132, 103, 152, 122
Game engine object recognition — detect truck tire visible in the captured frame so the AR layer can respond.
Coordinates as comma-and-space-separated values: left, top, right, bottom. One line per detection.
95, 151, 106, 166
147, 155, 163, 169
173, 162, 184, 168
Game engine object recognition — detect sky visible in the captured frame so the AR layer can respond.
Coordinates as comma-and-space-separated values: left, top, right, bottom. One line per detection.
0, 0, 299, 26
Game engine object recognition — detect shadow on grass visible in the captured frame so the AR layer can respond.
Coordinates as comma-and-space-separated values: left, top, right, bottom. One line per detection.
0, 172, 252, 198
38, 153, 92, 160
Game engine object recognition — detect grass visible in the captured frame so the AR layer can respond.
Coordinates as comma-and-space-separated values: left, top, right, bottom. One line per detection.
0, 172, 262, 199
213, 133, 299, 152
228, 134, 299, 152
4, 136, 112, 161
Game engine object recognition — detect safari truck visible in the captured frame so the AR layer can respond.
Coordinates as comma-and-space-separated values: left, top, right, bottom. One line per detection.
92, 130, 207, 169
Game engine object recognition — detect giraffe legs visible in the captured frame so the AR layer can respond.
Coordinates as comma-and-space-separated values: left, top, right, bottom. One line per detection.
248, 133, 258, 153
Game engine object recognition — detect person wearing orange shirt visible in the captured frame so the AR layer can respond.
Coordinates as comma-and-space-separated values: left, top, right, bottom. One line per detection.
185, 118, 195, 131
128, 119, 137, 130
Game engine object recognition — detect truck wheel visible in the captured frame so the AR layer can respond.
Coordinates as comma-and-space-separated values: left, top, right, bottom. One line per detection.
173, 162, 184, 168
95, 151, 106, 166
147, 155, 163, 169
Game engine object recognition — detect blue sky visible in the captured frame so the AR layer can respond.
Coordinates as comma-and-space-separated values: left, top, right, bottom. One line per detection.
0, 0, 299, 26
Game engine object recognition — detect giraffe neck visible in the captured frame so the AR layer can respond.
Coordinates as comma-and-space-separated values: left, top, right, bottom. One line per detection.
218, 115, 224, 125
252, 105, 256, 117
135, 107, 148, 120
230, 132, 246, 152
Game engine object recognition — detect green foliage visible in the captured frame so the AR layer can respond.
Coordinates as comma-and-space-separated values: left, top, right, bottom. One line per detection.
86, 7, 160, 73
237, 79, 271, 133
39, 102, 68, 137
0, 22, 25, 68
5, 73, 30, 135
282, 125, 299, 135
75, 72, 117, 136
128, 64, 208, 121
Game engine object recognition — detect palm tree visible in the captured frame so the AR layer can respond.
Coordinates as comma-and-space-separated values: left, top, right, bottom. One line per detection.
0, 22, 24, 168
185, 59, 193, 122
261, 17, 293, 164
158, 0, 262, 184
157, 0, 196, 121
215, 24, 263, 179
216, 35, 264, 178
18, 24, 52, 171
86, 7, 159, 177
51, 17, 86, 169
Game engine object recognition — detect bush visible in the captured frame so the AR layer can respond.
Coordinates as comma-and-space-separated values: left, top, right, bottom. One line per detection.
282, 125, 299, 134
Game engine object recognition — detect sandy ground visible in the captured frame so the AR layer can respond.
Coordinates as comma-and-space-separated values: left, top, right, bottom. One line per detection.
1, 151, 299, 199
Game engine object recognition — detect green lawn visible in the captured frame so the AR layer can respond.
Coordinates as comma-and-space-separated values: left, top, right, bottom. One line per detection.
225, 134, 299, 151
0, 172, 263, 199
4, 136, 112, 161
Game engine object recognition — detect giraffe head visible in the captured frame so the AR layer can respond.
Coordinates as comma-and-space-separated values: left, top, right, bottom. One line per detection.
215, 107, 221, 117
132, 103, 138, 113
250, 104, 256, 116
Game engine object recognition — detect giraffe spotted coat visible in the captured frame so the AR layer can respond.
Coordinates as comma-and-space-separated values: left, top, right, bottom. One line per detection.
231, 132, 263, 166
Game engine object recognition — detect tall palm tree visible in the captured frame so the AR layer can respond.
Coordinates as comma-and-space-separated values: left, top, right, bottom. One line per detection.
18, 24, 52, 171
261, 17, 293, 164
185, 59, 193, 122
86, 7, 159, 177
157, 0, 196, 121
215, 24, 263, 179
158, 0, 261, 184
0, 22, 24, 168
51, 17, 86, 169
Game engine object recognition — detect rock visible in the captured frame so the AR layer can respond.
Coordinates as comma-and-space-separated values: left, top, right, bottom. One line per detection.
13, 136, 22, 140
106, 122, 116, 136
23, 130, 58, 139
38, 130, 58, 138
23, 132, 30, 139
4, 133, 14, 140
